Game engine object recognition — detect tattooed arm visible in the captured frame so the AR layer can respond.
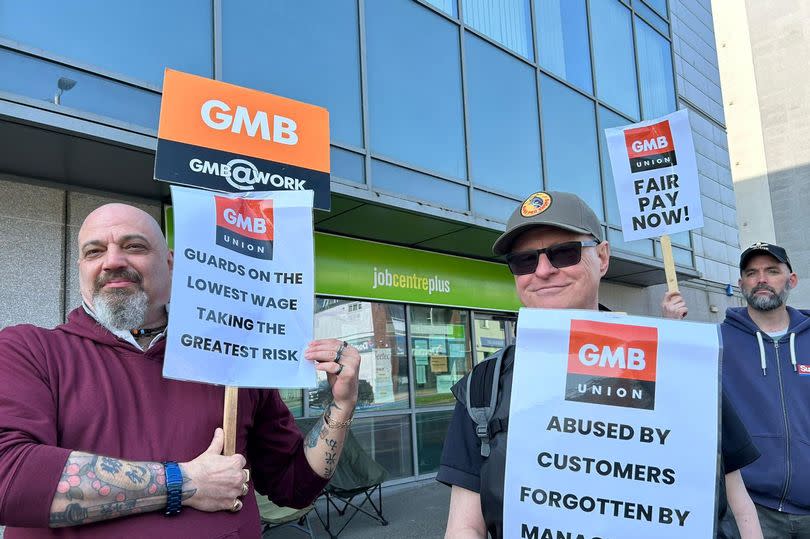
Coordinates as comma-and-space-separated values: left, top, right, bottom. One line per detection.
302, 402, 352, 479
49, 428, 247, 527
303, 339, 361, 479
49, 452, 182, 527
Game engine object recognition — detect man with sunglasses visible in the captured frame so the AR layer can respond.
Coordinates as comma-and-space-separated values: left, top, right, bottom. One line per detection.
437, 191, 762, 539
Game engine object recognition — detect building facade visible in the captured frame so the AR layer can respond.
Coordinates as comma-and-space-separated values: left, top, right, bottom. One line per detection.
713, 0, 810, 307
0, 0, 740, 485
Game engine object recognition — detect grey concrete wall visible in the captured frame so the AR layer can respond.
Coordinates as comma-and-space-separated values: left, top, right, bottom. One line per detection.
744, 0, 810, 308
0, 177, 66, 329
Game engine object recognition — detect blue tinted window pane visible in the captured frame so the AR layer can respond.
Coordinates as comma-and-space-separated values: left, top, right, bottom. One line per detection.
590, 0, 639, 118
366, 0, 466, 179
425, 0, 458, 17
639, 0, 668, 18
672, 245, 692, 266
466, 35, 542, 197
222, 0, 362, 147
331, 147, 365, 184
462, 0, 533, 59
0, 49, 160, 129
0, 1, 211, 86
636, 19, 676, 119
607, 228, 654, 257
633, 1, 669, 34
541, 75, 603, 220
670, 230, 691, 248
371, 160, 469, 212
657, 241, 693, 266
598, 106, 631, 226
473, 190, 519, 222
535, 0, 592, 92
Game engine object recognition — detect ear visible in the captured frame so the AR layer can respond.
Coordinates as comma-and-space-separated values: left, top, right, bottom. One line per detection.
167, 249, 174, 271
789, 272, 798, 289
597, 241, 610, 277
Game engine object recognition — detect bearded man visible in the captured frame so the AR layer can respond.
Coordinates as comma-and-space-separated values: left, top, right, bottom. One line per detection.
720, 242, 810, 538
0, 203, 360, 538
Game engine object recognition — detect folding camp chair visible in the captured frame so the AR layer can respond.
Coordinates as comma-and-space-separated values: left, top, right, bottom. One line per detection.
314, 429, 389, 538
257, 494, 315, 538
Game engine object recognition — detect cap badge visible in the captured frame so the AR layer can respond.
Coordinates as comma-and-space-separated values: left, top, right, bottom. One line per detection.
521, 192, 552, 217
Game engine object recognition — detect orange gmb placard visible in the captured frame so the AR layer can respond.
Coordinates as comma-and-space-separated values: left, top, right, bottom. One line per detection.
567, 319, 658, 382
158, 69, 330, 173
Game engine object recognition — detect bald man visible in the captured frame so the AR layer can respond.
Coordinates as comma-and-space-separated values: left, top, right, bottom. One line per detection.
0, 204, 361, 538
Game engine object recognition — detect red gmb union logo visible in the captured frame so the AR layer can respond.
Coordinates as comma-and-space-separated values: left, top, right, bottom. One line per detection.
624, 120, 677, 173
798, 364, 810, 376
565, 320, 658, 410
215, 196, 274, 260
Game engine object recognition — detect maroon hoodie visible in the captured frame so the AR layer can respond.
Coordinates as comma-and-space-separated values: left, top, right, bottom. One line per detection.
0, 308, 327, 538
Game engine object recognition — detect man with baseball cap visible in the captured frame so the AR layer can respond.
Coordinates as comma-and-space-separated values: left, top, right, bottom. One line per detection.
719, 242, 810, 537
437, 191, 762, 539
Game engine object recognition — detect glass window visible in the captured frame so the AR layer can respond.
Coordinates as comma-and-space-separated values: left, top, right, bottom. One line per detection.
638, 0, 668, 18
670, 230, 691, 248
635, 18, 676, 119
310, 299, 409, 413
409, 306, 472, 407
352, 415, 413, 480
598, 106, 632, 227
297, 415, 414, 480
633, 1, 669, 34
279, 389, 303, 418
540, 75, 603, 220
331, 147, 365, 184
0, 48, 160, 130
466, 34, 542, 197
416, 411, 453, 474
371, 160, 469, 212
656, 241, 692, 266
0, 0, 212, 86
425, 0, 458, 17
607, 228, 654, 257
366, 0, 467, 180
473, 315, 509, 364
672, 245, 693, 266
473, 190, 520, 222
461, 0, 533, 59
535, 0, 592, 92
590, 0, 639, 118
222, 0, 362, 147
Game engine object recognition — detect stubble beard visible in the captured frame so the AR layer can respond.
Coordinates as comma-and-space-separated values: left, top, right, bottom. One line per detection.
743, 281, 792, 312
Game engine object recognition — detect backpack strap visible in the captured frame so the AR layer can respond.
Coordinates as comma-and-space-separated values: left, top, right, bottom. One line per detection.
464, 347, 508, 458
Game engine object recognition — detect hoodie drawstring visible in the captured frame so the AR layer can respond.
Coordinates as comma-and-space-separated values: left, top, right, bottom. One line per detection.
790, 332, 797, 372
756, 331, 767, 376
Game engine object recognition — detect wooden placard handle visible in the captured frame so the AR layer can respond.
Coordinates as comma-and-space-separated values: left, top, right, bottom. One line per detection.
660, 234, 680, 293
223, 386, 238, 456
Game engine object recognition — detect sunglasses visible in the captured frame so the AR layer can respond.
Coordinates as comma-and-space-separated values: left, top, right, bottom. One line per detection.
505, 240, 600, 275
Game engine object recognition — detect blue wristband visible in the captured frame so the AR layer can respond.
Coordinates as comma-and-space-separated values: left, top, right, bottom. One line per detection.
163, 461, 183, 516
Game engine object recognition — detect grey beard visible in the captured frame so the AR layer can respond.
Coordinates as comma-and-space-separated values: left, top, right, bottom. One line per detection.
93, 289, 148, 331
743, 282, 792, 311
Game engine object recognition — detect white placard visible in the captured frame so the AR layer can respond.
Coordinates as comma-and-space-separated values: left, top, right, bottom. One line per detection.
605, 109, 703, 241
504, 309, 719, 539
163, 185, 316, 388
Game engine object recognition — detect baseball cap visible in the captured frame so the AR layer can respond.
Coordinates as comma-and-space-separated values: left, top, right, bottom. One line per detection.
493, 191, 604, 256
739, 242, 793, 272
